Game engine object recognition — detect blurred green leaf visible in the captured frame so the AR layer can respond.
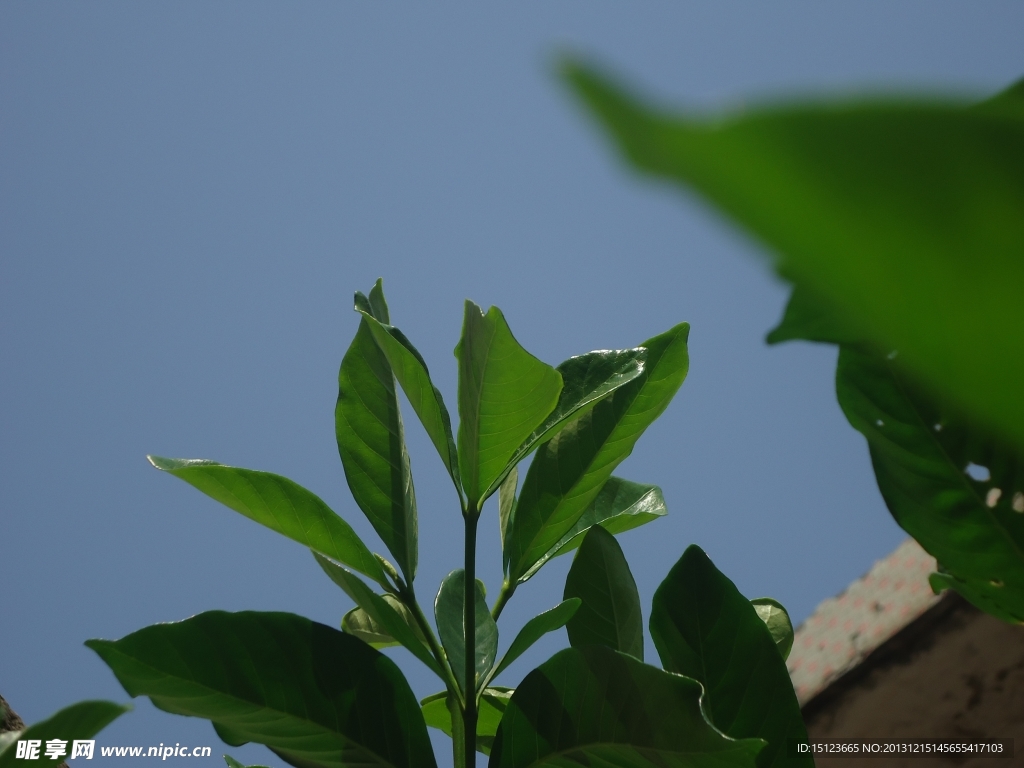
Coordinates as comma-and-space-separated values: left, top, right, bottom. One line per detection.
434, 570, 498, 694
506, 323, 688, 585
455, 301, 562, 505
0, 701, 129, 768
337, 281, 418, 582
520, 476, 666, 581
650, 546, 811, 768
489, 645, 763, 768
148, 457, 387, 587
563, 526, 644, 660
420, 689, 512, 756
563, 62, 1024, 451
87, 611, 436, 768
488, 599, 581, 682
223, 756, 271, 768
750, 598, 794, 661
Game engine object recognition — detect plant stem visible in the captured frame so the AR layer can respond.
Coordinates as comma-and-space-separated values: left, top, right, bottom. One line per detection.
463, 505, 480, 768
491, 579, 516, 621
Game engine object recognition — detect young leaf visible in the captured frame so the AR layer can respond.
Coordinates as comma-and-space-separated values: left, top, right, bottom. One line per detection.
505, 323, 689, 585
420, 688, 512, 756
147, 457, 387, 587
650, 546, 811, 768
489, 646, 764, 768
314, 553, 445, 679
337, 286, 418, 582
87, 611, 437, 768
563, 63, 1024, 451
488, 599, 580, 682
750, 598, 794, 661
519, 476, 666, 581
342, 593, 424, 650
563, 526, 644, 660
836, 346, 1024, 623
455, 302, 562, 505
434, 569, 498, 694
0, 701, 129, 768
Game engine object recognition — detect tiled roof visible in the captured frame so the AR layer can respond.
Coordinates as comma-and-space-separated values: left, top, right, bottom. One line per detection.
787, 538, 942, 705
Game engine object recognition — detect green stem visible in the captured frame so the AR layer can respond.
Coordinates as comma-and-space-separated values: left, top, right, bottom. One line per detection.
490, 579, 516, 622
463, 505, 480, 768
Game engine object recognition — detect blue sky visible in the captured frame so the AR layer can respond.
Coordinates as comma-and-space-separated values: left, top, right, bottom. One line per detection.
2, 3, 1022, 766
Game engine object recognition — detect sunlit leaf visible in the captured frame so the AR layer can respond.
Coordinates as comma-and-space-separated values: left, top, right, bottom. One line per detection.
434, 570, 498, 694
488, 599, 580, 682
750, 598, 794, 661
341, 593, 424, 650
0, 701, 129, 768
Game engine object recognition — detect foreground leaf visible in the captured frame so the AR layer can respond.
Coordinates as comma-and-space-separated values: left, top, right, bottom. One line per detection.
564, 63, 1024, 451
489, 646, 763, 768
651, 546, 811, 768
564, 526, 644, 660
488, 599, 581, 682
87, 611, 436, 768
337, 282, 418, 581
148, 457, 387, 587
506, 323, 689, 585
0, 701, 129, 768
435, 570, 498, 694
420, 689, 512, 756
455, 302, 562, 505
750, 598, 794, 661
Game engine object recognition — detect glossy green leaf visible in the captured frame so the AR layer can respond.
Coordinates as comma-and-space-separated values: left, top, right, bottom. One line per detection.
224, 756, 271, 768
506, 323, 689, 585
564, 63, 1024, 450
489, 646, 763, 768
498, 466, 517, 555
836, 346, 1024, 623
563, 526, 644, 660
488, 599, 580, 682
750, 598, 794, 661
0, 701, 129, 768
434, 569, 498, 694
148, 457, 387, 587
87, 611, 436, 768
314, 553, 445, 679
520, 476, 667, 581
651, 546, 811, 768
455, 302, 562, 505
337, 283, 418, 581
503, 348, 647, 472
420, 688, 512, 756
342, 593, 425, 650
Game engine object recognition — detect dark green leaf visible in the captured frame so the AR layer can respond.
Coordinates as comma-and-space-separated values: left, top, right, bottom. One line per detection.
455, 302, 562, 505
342, 593, 425, 650
563, 63, 1024, 450
420, 688, 512, 756
488, 599, 580, 682
750, 598, 794, 661
337, 284, 418, 581
87, 611, 437, 768
836, 346, 1024, 623
563, 526, 643, 660
650, 546, 811, 768
148, 457, 387, 587
489, 646, 763, 768
766, 285, 863, 348
520, 476, 667, 581
0, 701, 129, 768
434, 569, 498, 694
497, 466, 517, 556
506, 323, 689, 584
314, 553, 445, 679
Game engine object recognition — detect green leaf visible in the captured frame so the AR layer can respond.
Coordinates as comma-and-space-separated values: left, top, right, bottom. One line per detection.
519, 476, 667, 581
489, 646, 764, 768
148, 457, 387, 588
563, 63, 1024, 451
87, 611, 437, 768
765, 285, 863, 348
314, 553, 445, 679
434, 569, 498, 694
497, 466, 517, 555
835, 346, 1024, 623
505, 323, 689, 585
342, 593, 425, 650
750, 598, 794, 661
420, 688, 512, 756
455, 302, 563, 505
0, 701, 129, 768
224, 756, 271, 768
337, 283, 418, 582
563, 526, 644, 660
488, 599, 580, 682
650, 545, 811, 768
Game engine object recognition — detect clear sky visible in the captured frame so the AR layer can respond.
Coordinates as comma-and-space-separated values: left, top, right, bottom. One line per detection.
2, 3, 1022, 766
